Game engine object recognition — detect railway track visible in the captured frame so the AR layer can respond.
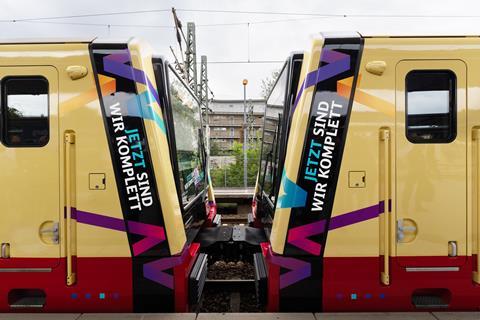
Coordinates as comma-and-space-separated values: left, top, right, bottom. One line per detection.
220, 218, 248, 225
198, 260, 262, 313
217, 203, 251, 225
195, 201, 262, 312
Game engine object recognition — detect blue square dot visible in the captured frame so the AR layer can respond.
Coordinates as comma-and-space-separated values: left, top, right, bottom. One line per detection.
99, 293, 105, 300
85, 293, 91, 299
351, 293, 357, 300
379, 293, 386, 299
71, 293, 78, 299
365, 293, 372, 299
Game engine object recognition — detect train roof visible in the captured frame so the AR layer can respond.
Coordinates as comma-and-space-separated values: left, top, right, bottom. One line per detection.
0, 37, 137, 45
318, 31, 480, 39
362, 34, 480, 38
0, 37, 95, 44
0, 34, 480, 46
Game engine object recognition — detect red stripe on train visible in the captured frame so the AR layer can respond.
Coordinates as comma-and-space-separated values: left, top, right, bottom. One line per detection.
0, 257, 132, 312
323, 256, 480, 311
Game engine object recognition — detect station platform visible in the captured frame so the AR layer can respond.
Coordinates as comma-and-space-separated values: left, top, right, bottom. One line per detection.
0, 313, 479, 320
213, 188, 255, 199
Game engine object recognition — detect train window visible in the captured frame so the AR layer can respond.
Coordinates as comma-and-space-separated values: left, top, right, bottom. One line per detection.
406, 70, 456, 143
259, 63, 288, 206
1, 77, 49, 147
167, 67, 205, 207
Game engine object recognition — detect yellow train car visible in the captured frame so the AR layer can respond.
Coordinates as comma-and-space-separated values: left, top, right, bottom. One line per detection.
0, 38, 215, 312
255, 32, 480, 311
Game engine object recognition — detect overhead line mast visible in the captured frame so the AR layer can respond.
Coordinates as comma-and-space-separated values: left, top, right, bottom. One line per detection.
171, 7, 187, 82
186, 22, 198, 95
171, 7, 212, 146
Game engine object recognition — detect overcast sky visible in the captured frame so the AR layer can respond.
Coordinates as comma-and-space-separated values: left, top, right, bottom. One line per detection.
1, 0, 480, 99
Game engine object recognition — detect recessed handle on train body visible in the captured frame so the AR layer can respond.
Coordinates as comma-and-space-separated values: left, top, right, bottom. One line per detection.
448, 241, 458, 257
397, 219, 417, 242
380, 128, 391, 286
1, 243, 10, 259
39, 222, 59, 244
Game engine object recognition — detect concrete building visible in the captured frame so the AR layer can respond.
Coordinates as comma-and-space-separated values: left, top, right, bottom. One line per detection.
209, 99, 265, 152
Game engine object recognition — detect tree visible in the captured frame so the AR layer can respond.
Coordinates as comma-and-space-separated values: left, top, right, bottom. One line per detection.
210, 140, 222, 156
210, 141, 261, 188
260, 70, 280, 99
7, 107, 23, 119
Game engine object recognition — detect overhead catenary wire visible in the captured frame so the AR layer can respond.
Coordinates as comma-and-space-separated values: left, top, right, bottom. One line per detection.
4, 10, 476, 66
1, 9, 172, 22
176, 8, 480, 18
13, 20, 174, 28
5, 7, 474, 102
3, 8, 480, 24
3, 16, 327, 28
8, 13, 479, 30
4, 7, 479, 96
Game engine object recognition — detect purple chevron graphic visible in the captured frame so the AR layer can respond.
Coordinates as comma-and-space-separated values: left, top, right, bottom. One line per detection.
143, 246, 189, 289
287, 220, 326, 255
276, 202, 385, 288
286, 202, 386, 254
292, 49, 350, 112
74, 209, 126, 231
329, 202, 383, 231
73, 209, 166, 256
103, 50, 160, 106
128, 221, 166, 256
268, 250, 311, 289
